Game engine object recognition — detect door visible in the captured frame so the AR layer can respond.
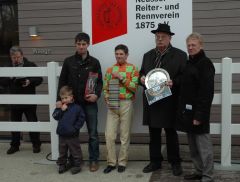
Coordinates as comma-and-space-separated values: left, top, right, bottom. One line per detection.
0, 0, 18, 122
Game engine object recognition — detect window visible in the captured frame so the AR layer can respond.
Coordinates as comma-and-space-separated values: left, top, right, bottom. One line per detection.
0, 0, 19, 65
0, 0, 18, 121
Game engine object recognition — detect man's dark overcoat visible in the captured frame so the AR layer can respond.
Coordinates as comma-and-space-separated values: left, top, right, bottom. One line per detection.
176, 50, 215, 134
140, 45, 187, 128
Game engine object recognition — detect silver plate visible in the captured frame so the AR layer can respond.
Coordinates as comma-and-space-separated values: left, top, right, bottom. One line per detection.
145, 68, 170, 89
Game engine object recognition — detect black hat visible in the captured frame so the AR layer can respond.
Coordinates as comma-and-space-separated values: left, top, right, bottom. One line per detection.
151, 23, 175, 35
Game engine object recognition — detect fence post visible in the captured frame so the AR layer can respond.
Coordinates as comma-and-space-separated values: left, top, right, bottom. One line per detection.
47, 62, 59, 160
221, 57, 232, 166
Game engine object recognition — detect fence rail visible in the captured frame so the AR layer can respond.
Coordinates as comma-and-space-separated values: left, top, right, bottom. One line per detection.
0, 62, 59, 159
0, 59, 240, 166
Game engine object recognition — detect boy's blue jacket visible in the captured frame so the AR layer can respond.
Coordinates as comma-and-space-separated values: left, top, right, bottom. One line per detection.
52, 103, 85, 137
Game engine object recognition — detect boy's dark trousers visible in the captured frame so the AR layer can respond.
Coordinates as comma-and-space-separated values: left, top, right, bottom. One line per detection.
57, 136, 83, 167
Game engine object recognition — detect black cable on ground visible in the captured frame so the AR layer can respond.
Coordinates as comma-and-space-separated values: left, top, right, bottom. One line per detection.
46, 152, 56, 161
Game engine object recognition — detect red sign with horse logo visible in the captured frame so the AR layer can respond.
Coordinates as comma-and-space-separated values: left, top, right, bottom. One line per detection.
92, 0, 127, 44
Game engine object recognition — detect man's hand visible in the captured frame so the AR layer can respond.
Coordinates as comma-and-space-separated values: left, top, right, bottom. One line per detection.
140, 76, 146, 85
193, 119, 201, 126
22, 79, 30, 87
165, 80, 173, 88
112, 72, 123, 81
85, 94, 98, 102
104, 98, 109, 105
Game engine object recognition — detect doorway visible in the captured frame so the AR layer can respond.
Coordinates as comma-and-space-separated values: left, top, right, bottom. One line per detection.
0, 0, 19, 65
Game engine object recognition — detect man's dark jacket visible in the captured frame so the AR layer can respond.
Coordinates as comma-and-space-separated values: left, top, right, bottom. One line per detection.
57, 52, 103, 104
0, 57, 43, 109
52, 103, 85, 137
140, 46, 187, 128
176, 50, 215, 134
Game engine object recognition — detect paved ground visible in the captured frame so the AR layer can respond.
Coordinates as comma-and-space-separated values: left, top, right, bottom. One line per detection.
0, 141, 240, 182
0, 142, 151, 182
150, 162, 240, 182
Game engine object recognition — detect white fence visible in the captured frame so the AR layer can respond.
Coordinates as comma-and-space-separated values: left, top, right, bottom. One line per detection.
0, 59, 240, 166
0, 62, 59, 159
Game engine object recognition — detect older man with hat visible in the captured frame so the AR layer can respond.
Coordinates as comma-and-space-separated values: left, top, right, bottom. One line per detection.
139, 23, 187, 176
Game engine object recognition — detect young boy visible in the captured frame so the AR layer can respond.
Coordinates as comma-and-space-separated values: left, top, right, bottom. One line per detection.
52, 86, 85, 174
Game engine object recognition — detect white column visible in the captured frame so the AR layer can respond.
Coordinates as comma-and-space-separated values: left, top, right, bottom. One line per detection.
221, 57, 232, 166
47, 62, 59, 160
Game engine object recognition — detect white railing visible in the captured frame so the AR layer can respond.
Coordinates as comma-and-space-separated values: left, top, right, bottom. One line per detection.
0, 62, 60, 160
212, 58, 240, 167
0, 59, 239, 166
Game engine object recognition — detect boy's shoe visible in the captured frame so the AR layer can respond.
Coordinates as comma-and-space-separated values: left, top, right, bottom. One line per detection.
7, 146, 19, 155
58, 165, 67, 174
71, 167, 81, 175
66, 161, 73, 170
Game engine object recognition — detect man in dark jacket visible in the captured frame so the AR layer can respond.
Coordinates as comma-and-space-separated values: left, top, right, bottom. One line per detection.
3, 46, 43, 154
57, 32, 103, 172
177, 33, 215, 182
139, 23, 187, 175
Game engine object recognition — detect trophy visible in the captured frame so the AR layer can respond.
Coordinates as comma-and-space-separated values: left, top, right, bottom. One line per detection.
145, 68, 172, 105
85, 72, 98, 96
